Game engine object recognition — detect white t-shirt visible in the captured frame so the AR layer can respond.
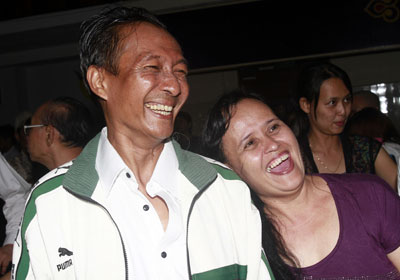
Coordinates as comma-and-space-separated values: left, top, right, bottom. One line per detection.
0, 153, 31, 244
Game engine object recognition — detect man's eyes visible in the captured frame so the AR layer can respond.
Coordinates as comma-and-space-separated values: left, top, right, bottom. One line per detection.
174, 69, 188, 77
144, 65, 160, 70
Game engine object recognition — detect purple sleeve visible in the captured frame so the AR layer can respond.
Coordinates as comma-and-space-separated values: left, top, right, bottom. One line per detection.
370, 177, 400, 253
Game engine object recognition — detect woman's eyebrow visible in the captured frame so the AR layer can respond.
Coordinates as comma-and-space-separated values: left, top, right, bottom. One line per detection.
239, 133, 252, 146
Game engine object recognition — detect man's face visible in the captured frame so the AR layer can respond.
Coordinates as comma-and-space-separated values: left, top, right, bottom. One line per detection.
98, 22, 189, 146
26, 105, 48, 165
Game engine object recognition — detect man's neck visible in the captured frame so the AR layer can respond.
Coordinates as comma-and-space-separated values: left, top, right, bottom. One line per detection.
48, 146, 83, 170
108, 134, 165, 188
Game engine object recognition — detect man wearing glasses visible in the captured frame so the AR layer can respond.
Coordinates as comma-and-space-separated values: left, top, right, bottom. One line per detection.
0, 97, 94, 280
24, 96, 95, 171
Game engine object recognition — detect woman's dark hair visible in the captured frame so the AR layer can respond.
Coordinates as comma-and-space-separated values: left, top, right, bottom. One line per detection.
202, 89, 298, 279
79, 6, 166, 95
294, 62, 353, 135
297, 62, 352, 115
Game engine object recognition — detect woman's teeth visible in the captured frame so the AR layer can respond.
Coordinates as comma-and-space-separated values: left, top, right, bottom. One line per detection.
266, 154, 289, 173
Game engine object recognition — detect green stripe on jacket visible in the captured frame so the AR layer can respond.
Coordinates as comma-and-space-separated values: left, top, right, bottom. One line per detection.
15, 175, 64, 280
192, 264, 247, 280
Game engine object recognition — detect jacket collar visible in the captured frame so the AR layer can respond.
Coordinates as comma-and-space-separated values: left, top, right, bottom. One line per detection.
63, 133, 217, 198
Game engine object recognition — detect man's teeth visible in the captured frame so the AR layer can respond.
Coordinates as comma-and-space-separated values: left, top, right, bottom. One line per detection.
266, 154, 289, 173
145, 104, 173, 115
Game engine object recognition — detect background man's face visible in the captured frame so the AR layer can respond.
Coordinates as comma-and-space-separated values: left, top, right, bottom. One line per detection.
100, 22, 189, 145
27, 106, 48, 165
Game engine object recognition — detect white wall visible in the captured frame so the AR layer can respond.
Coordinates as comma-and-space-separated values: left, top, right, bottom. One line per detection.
332, 51, 400, 87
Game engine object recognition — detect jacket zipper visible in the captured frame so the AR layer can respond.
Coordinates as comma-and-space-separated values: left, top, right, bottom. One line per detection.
64, 188, 129, 280
185, 175, 217, 280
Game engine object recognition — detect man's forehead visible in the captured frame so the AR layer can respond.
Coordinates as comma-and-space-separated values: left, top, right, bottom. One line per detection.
120, 22, 182, 52
33, 103, 48, 121
137, 52, 187, 65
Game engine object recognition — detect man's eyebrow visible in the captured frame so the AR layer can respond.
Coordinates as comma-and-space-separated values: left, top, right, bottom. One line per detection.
177, 58, 189, 67
139, 53, 188, 66
140, 54, 160, 61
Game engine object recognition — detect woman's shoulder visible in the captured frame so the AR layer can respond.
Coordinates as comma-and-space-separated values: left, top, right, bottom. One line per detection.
342, 134, 382, 173
317, 173, 399, 232
344, 134, 381, 149
317, 173, 393, 197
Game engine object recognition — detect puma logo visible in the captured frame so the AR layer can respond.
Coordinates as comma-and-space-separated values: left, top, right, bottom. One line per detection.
58, 247, 73, 257
57, 259, 73, 271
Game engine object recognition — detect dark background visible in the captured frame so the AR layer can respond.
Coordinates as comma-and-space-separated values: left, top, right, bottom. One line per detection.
1, 0, 399, 69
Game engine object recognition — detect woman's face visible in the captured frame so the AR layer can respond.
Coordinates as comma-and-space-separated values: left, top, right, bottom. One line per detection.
221, 98, 305, 198
308, 77, 352, 135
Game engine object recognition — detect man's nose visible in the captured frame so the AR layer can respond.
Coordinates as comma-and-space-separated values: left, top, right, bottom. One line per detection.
161, 71, 181, 96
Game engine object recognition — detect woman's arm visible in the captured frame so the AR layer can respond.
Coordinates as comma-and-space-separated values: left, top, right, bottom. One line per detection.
388, 246, 400, 271
375, 147, 398, 192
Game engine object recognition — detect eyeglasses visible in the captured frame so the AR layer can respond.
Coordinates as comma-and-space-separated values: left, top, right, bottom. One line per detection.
23, 124, 46, 135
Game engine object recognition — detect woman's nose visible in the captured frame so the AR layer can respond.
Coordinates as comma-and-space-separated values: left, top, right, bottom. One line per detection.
263, 136, 279, 153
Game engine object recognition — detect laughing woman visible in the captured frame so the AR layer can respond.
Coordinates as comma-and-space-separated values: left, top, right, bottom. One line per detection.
202, 90, 400, 279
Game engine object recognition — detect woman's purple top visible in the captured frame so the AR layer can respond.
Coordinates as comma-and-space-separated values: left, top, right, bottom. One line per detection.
298, 173, 400, 279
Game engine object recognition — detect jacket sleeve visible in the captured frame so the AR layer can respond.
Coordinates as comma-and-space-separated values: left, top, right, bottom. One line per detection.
243, 185, 274, 280
0, 154, 31, 245
12, 194, 53, 279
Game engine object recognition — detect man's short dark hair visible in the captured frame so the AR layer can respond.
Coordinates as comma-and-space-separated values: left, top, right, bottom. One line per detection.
79, 6, 166, 95
353, 90, 380, 109
40, 97, 94, 147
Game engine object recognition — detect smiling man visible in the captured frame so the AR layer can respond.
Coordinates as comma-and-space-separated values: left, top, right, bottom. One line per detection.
12, 6, 273, 280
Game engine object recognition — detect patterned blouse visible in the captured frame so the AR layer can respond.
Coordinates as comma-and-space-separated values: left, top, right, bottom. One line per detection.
298, 133, 381, 174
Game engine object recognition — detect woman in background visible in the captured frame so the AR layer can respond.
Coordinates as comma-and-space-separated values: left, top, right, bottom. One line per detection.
203, 90, 400, 278
294, 62, 397, 191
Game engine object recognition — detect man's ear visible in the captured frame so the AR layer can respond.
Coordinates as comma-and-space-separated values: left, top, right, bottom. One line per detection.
45, 126, 55, 147
86, 66, 108, 100
299, 97, 311, 114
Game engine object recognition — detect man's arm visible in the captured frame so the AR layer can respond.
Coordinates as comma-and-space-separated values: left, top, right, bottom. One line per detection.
0, 245, 12, 275
0, 154, 31, 274
12, 203, 51, 279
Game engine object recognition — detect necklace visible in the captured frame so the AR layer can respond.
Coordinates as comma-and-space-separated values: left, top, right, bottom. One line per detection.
309, 144, 344, 173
